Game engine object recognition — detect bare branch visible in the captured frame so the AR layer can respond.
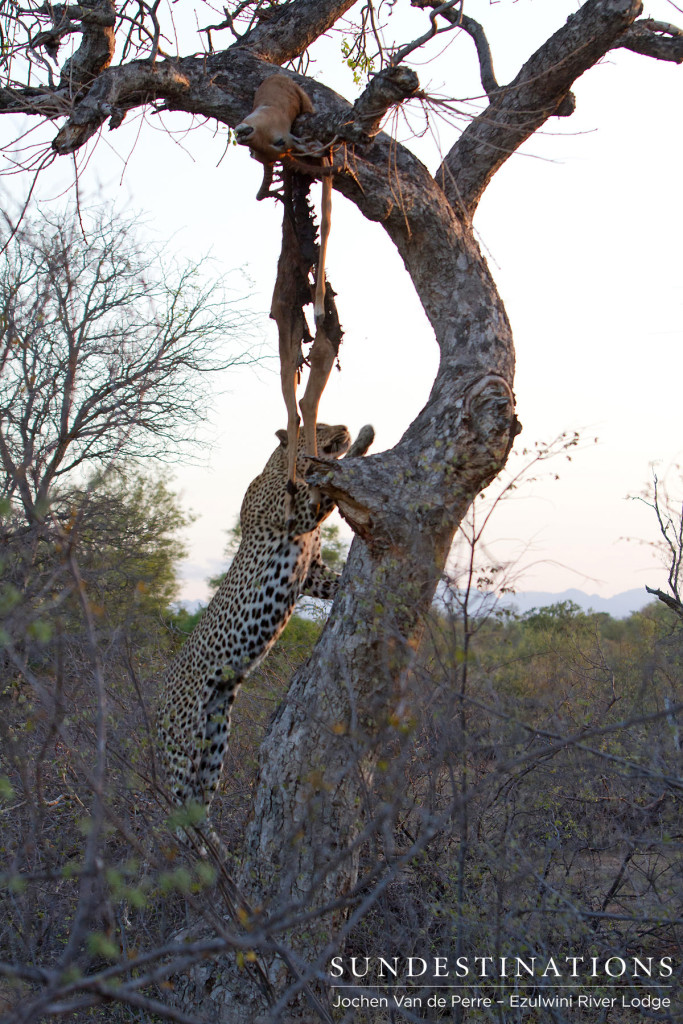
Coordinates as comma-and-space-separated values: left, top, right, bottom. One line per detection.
645, 584, 683, 618
613, 17, 683, 61
389, 1, 462, 68
458, 13, 499, 98
412, 0, 499, 97
440, 0, 648, 218
638, 472, 683, 618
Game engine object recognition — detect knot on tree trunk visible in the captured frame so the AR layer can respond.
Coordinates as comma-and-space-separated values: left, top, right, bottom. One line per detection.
463, 373, 519, 444
457, 372, 521, 487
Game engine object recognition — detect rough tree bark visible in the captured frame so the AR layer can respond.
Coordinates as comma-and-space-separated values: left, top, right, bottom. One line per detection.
1, 0, 681, 1019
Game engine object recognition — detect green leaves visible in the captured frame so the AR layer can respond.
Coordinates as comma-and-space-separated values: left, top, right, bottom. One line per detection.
341, 37, 375, 85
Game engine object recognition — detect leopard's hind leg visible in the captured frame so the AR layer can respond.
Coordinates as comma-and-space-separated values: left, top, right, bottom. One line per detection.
199, 678, 239, 819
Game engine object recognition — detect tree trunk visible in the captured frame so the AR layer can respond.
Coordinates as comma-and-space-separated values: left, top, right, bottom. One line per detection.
241, 176, 518, 907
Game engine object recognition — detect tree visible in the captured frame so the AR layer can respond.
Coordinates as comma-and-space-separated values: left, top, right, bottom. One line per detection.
0, 204, 256, 524
67, 465, 192, 625
638, 471, 683, 621
0, 465, 200, 1024
1, 463, 191, 678
0, 2, 681, 1020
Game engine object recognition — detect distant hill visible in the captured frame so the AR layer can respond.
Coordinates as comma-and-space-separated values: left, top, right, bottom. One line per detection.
498, 587, 656, 619
177, 587, 657, 620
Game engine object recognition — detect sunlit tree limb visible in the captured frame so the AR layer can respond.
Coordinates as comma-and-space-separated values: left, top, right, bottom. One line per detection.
441, 0, 647, 217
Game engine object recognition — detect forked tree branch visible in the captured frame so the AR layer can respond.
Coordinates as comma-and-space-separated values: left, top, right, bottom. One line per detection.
390, 1, 463, 68
411, 0, 499, 98
439, 0, 647, 218
613, 18, 683, 61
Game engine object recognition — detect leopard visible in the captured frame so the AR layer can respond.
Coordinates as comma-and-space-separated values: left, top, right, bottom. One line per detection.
156, 422, 373, 840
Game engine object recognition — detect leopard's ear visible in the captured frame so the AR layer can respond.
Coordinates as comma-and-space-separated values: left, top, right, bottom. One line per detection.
275, 429, 288, 447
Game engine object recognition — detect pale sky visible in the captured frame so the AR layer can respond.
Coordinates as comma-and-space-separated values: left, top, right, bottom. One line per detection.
2, 0, 681, 603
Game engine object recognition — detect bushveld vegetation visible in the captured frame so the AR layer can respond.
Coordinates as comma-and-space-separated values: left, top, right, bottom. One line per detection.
2, 504, 681, 1023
